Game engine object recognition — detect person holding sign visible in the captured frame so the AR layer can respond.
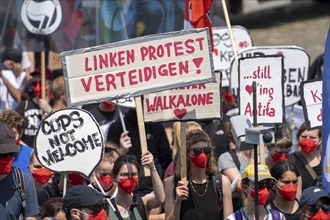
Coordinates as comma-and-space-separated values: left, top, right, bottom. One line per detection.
166, 129, 233, 220
287, 123, 322, 191
107, 151, 165, 219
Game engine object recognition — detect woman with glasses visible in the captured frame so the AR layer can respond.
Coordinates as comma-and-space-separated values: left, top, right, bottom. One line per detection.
107, 151, 165, 219
299, 186, 330, 220
270, 160, 303, 219
225, 164, 285, 220
287, 123, 322, 191
166, 129, 233, 220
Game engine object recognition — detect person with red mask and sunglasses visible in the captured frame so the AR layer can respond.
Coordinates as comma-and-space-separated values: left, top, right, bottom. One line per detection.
299, 186, 330, 220
0, 123, 39, 220
287, 123, 322, 191
15, 67, 53, 147
225, 164, 286, 220
270, 160, 303, 219
265, 124, 293, 170
167, 129, 233, 220
107, 151, 165, 219
63, 185, 108, 220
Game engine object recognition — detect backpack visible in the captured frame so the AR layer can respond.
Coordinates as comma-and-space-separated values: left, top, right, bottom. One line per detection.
212, 171, 223, 220
234, 208, 281, 220
12, 167, 27, 209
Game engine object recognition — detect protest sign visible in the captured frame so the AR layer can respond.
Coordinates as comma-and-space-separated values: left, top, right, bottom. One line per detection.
300, 79, 322, 130
230, 46, 309, 106
239, 55, 284, 124
61, 28, 215, 107
143, 73, 221, 122
35, 108, 104, 177
212, 26, 253, 87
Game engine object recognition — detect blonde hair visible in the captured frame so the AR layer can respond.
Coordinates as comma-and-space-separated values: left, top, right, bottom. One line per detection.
103, 141, 120, 163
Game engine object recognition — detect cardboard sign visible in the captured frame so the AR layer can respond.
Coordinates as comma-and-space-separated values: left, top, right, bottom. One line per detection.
143, 73, 221, 122
212, 26, 253, 87
300, 79, 322, 130
61, 28, 215, 107
35, 108, 104, 177
239, 55, 284, 124
230, 46, 309, 106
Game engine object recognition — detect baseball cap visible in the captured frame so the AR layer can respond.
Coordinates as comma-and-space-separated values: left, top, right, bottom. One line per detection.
31, 67, 54, 81
241, 164, 276, 182
300, 186, 330, 207
0, 123, 19, 154
63, 185, 106, 211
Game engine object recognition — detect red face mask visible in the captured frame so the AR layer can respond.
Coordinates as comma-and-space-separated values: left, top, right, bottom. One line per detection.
249, 186, 270, 205
299, 138, 318, 153
308, 209, 330, 220
98, 175, 114, 191
0, 154, 14, 175
31, 167, 53, 184
118, 177, 138, 194
190, 152, 209, 168
277, 184, 297, 201
68, 173, 85, 185
88, 208, 108, 220
271, 152, 287, 163
102, 101, 115, 111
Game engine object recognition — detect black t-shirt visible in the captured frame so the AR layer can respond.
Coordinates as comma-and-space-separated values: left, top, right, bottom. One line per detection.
15, 100, 43, 147
180, 177, 221, 220
287, 152, 322, 190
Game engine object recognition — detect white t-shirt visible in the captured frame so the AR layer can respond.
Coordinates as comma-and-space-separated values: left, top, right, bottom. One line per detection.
0, 69, 19, 110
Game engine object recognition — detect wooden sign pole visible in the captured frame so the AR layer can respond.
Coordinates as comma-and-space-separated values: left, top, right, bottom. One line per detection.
180, 122, 187, 186
134, 96, 150, 176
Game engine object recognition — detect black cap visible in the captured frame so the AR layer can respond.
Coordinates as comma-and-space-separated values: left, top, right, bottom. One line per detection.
63, 185, 106, 211
1, 45, 22, 63
0, 123, 19, 154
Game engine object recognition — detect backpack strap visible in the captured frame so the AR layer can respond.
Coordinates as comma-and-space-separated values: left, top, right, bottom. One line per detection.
234, 209, 243, 220
212, 171, 223, 219
12, 167, 26, 209
294, 151, 318, 180
271, 209, 281, 220
133, 196, 147, 220
228, 149, 241, 170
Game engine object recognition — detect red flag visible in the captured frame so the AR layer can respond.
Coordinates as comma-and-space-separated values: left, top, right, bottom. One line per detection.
184, 0, 213, 48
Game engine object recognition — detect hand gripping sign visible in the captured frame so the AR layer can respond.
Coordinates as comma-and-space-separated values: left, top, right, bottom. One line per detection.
35, 108, 104, 178
300, 79, 322, 130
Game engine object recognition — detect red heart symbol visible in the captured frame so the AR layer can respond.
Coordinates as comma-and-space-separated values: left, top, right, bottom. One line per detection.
174, 108, 187, 119
245, 85, 253, 95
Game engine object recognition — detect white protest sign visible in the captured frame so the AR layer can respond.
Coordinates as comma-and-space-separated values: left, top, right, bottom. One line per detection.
230, 46, 309, 106
21, 0, 62, 35
143, 73, 222, 122
300, 79, 322, 130
61, 28, 215, 107
239, 55, 284, 124
212, 26, 253, 87
35, 108, 104, 177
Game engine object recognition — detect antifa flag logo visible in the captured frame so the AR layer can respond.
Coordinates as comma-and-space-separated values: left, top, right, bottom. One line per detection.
21, 0, 62, 35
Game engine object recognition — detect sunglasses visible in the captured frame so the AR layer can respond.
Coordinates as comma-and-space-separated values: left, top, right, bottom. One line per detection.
308, 204, 330, 214
192, 147, 212, 155
0, 153, 15, 158
249, 180, 274, 190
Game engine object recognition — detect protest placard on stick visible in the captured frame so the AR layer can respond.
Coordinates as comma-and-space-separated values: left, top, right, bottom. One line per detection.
300, 79, 322, 130
35, 108, 104, 178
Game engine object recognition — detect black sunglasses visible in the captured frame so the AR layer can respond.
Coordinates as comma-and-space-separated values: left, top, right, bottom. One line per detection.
0, 153, 15, 158
256, 180, 274, 189
308, 204, 330, 214
192, 147, 212, 155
